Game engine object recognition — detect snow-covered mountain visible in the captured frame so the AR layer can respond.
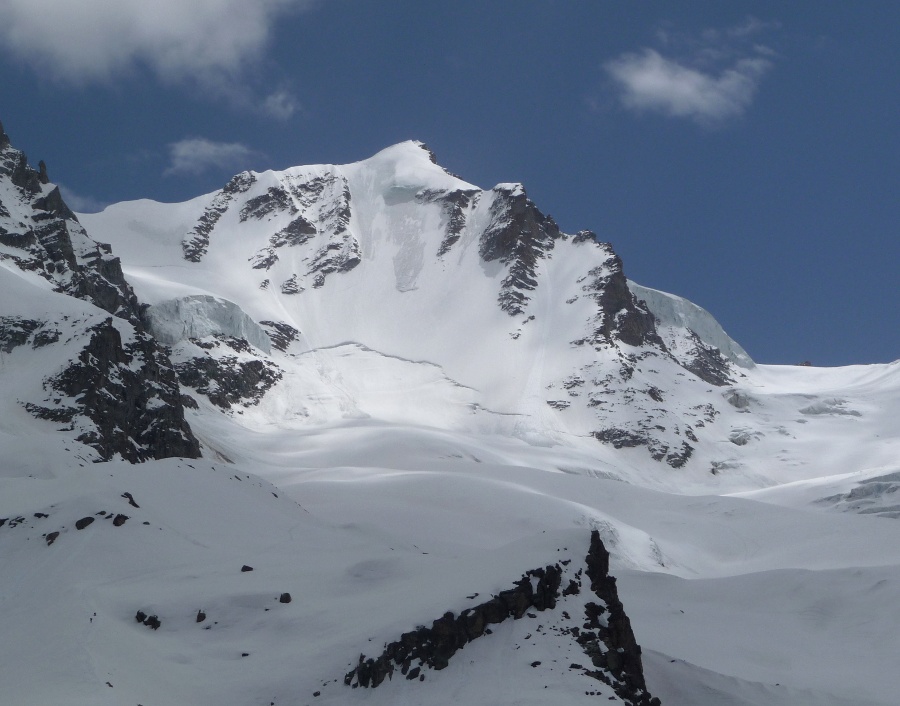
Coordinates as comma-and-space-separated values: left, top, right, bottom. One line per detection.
2, 123, 899, 706
80, 140, 747, 472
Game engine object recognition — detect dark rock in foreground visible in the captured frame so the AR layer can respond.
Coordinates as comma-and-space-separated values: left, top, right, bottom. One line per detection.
343, 531, 657, 705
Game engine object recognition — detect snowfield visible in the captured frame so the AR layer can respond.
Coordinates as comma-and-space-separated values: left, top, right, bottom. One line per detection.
1, 136, 898, 705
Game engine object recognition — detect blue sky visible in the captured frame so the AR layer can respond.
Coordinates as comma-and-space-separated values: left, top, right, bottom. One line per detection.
1, 1, 896, 366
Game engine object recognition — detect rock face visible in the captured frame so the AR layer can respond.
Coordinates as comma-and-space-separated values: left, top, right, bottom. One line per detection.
577, 240, 664, 350
417, 187, 480, 257
0, 131, 138, 323
26, 318, 199, 461
583, 530, 653, 703
183, 172, 257, 262
0, 123, 200, 462
344, 565, 563, 688
0, 317, 44, 352
174, 339, 282, 410
258, 321, 299, 352
192, 166, 362, 290
479, 183, 560, 316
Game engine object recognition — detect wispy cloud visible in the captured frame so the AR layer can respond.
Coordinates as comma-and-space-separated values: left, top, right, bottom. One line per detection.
0, 0, 314, 117
605, 18, 778, 126
164, 138, 264, 177
58, 183, 108, 213
262, 89, 300, 121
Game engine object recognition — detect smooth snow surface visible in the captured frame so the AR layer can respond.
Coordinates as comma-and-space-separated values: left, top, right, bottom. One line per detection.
2, 142, 898, 706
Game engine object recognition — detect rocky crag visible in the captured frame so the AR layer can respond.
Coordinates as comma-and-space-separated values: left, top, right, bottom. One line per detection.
344, 530, 659, 706
0, 122, 199, 461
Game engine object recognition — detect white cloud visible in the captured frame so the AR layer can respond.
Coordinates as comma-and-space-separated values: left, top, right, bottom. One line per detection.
0, 0, 313, 85
164, 138, 263, 177
604, 19, 777, 125
605, 50, 771, 123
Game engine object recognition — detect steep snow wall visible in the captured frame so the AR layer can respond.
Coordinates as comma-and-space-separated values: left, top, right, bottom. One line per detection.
145, 295, 272, 353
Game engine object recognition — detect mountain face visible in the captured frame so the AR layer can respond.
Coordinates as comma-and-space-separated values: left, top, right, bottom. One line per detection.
0, 121, 199, 461
2, 124, 900, 706
81, 140, 749, 473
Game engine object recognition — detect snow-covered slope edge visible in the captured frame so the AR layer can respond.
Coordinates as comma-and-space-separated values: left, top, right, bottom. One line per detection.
628, 280, 754, 369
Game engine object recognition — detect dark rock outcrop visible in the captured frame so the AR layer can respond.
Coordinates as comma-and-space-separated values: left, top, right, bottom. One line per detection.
0, 139, 141, 323
280, 275, 302, 295
182, 172, 256, 262
175, 344, 282, 410
416, 187, 480, 257
26, 318, 200, 462
592, 427, 694, 470
479, 184, 561, 316
273, 172, 362, 289
344, 564, 562, 688
259, 321, 300, 352
681, 332, 734, 386
249, 214, 317, 270
0, 317, 42, 353
240, 186, 297, 222
344, 534, 656, 704
1, 126, 201, 462
309, 234, 361, 288
583, 531, 654, 704
592, 428, 650, 449
665, 441, 694, 469
579, 242, 663, 350
135, 611, 160, 630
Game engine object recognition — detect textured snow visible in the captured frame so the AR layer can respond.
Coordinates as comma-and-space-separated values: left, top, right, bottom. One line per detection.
145, 295, 272, 352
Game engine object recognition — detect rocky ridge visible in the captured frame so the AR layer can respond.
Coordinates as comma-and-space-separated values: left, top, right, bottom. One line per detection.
344, 531, 658, 705
0, 122, 199, 461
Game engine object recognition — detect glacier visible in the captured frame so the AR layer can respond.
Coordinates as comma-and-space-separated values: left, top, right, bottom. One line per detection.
145, 295, 273, 353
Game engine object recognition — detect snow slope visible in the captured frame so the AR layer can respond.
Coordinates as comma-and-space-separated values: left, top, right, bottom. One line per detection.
2, 132, 899, 705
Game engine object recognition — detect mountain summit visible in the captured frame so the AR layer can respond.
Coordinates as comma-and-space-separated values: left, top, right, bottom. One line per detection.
81, 141, 750, 471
